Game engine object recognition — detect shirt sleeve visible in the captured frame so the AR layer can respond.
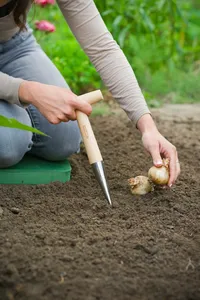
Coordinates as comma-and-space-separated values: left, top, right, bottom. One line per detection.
56, 0, 151, 124
0, 71, 24, 106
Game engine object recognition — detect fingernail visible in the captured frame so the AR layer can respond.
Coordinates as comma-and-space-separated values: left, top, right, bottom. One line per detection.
169, 184, 172, 188
154, 160, 162, 165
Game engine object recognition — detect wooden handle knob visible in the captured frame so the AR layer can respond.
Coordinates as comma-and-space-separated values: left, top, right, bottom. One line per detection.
77, 90, 103, 105
76, 90, 103, 164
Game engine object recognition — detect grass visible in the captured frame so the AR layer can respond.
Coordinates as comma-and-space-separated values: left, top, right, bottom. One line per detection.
28, 2, 200, 110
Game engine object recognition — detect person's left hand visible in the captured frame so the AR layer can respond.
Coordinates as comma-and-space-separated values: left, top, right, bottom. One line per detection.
137, 114, 180, 187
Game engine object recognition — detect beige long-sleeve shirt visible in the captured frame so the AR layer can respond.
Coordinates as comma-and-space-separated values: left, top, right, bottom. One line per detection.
0, 0, 150, 124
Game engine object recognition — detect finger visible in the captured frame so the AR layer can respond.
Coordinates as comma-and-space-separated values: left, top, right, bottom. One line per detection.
61, 116, 69, 122
62, 106, 77, 121
57, 114, 69, 122
175, 152, 181, 180
176, 162, 181, 179
72, 97, 92, 116
49, 117, 60, 125
168, 147, 177, 187
66, 110, 76, 121
149, 144, 163, 167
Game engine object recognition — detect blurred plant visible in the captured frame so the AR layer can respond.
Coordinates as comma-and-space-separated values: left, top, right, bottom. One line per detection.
34, 0, 56, 32
35, 20, 55, 32
34, 0, 55, 7
28, 0, 200, 104
97, 0, 200, 68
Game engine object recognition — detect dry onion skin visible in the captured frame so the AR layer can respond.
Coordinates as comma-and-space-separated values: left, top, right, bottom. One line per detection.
148, 158, 170, 185
128, 176, 153, 195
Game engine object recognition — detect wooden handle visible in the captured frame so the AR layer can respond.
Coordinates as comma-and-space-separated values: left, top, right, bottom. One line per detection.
77, 90, 103, 105
76, 90, 104, 164
77, 111, 102, 164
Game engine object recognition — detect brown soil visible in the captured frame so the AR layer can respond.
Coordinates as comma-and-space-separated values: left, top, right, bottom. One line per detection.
0, 105, 200, 300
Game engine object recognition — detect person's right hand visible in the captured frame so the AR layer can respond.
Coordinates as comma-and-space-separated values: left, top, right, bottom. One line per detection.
18, 81, 92, 124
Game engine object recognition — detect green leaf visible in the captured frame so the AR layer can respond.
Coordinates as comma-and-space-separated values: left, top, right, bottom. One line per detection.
139, 8, 155, 32
0, 115, 47, 136
102, 9, 113, 17
118, 25, 131, 48
157, 0, 168, 11
113, 15, 123, 29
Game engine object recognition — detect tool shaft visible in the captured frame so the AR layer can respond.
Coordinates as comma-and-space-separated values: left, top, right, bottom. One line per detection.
76, 111, 102, 164
77, 91, 103, 165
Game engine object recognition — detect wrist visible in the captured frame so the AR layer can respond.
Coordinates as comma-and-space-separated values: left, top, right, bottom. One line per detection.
18, 80, 37, 105
136, 114, 159, 135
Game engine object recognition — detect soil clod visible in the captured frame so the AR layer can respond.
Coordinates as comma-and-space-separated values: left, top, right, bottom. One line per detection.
10, 207, 20, 214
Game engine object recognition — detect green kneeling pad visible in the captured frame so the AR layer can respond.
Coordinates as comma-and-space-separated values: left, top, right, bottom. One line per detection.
0, 155, 71, 184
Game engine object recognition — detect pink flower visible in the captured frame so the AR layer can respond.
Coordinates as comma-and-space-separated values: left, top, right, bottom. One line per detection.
35, 20, 56, 32
34, 0, 55, 7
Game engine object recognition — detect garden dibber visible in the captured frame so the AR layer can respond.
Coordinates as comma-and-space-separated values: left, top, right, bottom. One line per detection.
77, 90, 112, 206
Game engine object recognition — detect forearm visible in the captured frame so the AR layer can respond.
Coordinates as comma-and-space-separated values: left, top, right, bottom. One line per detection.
0, 71, 24, 105
57, 0, 150, 125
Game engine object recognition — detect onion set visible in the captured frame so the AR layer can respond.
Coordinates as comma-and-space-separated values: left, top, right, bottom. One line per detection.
128, 159, 170, 195
128, 176, 153, 195
148, 158, 169, 185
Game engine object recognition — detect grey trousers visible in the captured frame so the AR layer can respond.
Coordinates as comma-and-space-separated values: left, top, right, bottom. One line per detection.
0, 30, 81, 168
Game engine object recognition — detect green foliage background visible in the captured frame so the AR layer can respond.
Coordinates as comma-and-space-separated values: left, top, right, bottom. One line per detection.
29, 0, 200, 107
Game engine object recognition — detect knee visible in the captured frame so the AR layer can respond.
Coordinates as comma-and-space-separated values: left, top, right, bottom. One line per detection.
0, 152, 21, 168
60, 133, 82, 160
0, 128, 32, 168
48, 134, 82, 161
44, 122, 82, 161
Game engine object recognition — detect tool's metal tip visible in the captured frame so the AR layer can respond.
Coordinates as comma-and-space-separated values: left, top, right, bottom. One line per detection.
91, 161, 112, 206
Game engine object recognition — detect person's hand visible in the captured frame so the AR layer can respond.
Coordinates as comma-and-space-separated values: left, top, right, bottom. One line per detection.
137, 114, 180, 187
19, 81, 92, 124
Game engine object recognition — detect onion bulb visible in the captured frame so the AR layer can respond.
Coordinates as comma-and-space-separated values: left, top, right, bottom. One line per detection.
128, 176, 153, 195
148, 158, 169, 185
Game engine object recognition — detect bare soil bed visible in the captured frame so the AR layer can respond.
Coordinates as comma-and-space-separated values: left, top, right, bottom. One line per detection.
0, 105, 200, 300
